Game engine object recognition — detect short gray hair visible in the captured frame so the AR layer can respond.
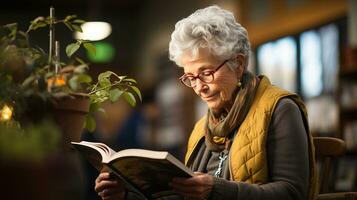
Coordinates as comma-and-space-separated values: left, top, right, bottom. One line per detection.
169, 5, 250, 69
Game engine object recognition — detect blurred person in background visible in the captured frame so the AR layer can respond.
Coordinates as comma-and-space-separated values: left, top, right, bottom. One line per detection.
94, 5, 317, 200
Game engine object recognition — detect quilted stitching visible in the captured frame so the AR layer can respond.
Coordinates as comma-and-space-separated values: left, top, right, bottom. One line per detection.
231, 79, 292, 184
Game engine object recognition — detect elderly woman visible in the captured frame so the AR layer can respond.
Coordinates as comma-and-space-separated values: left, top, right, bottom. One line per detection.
95, 5, 317, 200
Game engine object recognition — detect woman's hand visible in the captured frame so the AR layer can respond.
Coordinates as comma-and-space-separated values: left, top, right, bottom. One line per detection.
170, 172, 214, 200
95, 172, 126, 200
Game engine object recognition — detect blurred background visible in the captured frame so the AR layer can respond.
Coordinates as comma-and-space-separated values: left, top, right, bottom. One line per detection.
1, 0, 357, 199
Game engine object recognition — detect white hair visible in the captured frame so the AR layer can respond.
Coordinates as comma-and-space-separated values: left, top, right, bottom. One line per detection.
169, 5, 250, 70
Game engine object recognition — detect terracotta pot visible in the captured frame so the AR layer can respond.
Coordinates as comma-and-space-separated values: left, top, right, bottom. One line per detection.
52, 93, 90, 145
18, 93, 89, 149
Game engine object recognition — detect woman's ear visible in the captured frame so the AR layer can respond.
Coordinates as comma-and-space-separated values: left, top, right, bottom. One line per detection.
236, 54, 245, 77
236, 54, 245, 69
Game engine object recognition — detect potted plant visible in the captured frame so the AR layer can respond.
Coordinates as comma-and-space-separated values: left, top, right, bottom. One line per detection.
0, 7, 141, 158
0, 7, 142, 200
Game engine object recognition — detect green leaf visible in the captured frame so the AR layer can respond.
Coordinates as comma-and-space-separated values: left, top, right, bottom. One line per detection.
35, 22, 47, 29
65, 42, 80, 57
84, 115, 96, 132
118, 75, 127, 80
72, 24, 82, 32
73, 64, 88, 73
97, 108, 106, 114
98, 71, 113, 87
98, 71, 113, 80
131, 86, 142, 102
75, 57, 86, 65
77, 74, 92, 84
98, 79, 111, 88
45, 17, 51, 24
15, 31, 29, 48
63, 21, 73, 31
0, 23, 17, 40
99, 97, 109, 103
68, 77, 77, 91
109, 88, 123, 102
124, 78, 137, 83
68, 74, 91, 91
28, 17, 45, 30
4, 23, 17, 36
83, 42, 96, 55
99, 90, 109, 97
21, 75, 36, 88
89, 102, 100, 113
123, 92, 136, 107
65, 15, 77, 22
92, 90, 109, 104
73, 19, 86, 24
32, 16, 46, 23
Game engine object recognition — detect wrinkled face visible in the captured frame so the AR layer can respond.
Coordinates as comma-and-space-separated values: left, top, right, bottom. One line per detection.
180, 49, 243, 112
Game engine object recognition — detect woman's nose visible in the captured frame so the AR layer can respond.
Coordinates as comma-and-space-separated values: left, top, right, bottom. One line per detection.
194, 79, 208, 93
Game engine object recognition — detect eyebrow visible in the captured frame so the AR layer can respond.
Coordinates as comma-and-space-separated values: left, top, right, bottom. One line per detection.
184, 65, 215, 75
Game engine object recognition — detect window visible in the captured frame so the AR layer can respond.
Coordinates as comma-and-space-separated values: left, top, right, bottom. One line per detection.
256, 22, 341, 98
257, 37, 297, 92
300, 30, 323, 98
255, 21, 344, 135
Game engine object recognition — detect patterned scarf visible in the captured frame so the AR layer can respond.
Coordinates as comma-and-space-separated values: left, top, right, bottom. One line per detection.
205, 71, 260, 151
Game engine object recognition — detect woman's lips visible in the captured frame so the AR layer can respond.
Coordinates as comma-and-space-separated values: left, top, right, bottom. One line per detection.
202, 93, 217, 101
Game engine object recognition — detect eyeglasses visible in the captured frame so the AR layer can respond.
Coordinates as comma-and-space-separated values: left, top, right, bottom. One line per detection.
179, 60, 228, 88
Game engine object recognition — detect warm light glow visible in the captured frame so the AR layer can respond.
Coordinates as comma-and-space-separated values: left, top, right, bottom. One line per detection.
47, 74, 66, 92
0, 104, 13, 121
74, 22, 112, 41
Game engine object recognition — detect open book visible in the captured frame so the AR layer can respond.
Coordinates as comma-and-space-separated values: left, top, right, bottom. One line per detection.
71, 141, 194, 200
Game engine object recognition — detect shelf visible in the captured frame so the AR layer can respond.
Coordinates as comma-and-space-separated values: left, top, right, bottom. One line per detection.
339, 68, 357, 79
340, 107, 357, 118
312, 131, 337, 137
345, 151, 357, 156
341, 107, 357, 113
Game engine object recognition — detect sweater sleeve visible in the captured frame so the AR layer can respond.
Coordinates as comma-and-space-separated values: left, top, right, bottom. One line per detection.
208, 98, 310, 200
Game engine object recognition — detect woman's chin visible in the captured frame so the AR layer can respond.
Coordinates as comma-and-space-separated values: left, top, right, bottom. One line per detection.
207, 102, 221, 111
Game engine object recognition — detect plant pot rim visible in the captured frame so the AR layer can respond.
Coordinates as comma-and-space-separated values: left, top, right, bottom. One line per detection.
51, 92, 90, 113
52, 92, 89, 100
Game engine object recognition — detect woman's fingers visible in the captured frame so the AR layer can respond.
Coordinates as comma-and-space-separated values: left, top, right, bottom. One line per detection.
95, 172, 126, 200
170, 173, 213, 199
98, 187, 124, 197
172, 173, 213, 187
170, 182, 198, 193
95, 172, 111, 184
95, 179, 121, 192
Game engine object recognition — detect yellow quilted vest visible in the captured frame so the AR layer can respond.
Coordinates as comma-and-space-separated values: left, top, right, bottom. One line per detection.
184, 76, 317, 200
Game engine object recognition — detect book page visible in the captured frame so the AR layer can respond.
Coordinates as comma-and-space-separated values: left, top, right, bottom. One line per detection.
108, 150, 193, 199
71, 141, 116, 171
108, 149, 168, 162
72, 142, 194, 198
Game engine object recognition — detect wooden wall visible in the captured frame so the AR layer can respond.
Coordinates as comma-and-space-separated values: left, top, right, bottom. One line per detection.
236, 0, 348, 48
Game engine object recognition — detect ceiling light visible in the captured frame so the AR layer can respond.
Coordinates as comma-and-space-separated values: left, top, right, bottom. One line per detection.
74, 21, 112, 41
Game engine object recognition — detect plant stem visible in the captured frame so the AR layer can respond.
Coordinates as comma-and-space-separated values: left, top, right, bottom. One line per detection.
48, 7, 55, 72
54, 41, 60, 74
88, 81, 124, 95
